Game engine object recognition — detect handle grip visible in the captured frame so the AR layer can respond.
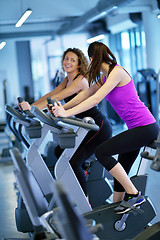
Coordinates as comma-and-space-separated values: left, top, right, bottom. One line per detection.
47, 97, 58, 107
46, 97, 52, 105
141, 151, 154, 160
17, 97, 24, 112
17, 97, 35, 118
46, 97, 52, 110
17, 97, 24, 103
51, 99, 58, 106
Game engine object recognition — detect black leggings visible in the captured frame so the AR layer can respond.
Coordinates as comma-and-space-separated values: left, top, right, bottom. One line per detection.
95, 122, 159, 192
55, 112, 112, 196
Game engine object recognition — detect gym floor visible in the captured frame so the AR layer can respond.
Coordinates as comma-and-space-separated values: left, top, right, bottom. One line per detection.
0, 125, 160, 240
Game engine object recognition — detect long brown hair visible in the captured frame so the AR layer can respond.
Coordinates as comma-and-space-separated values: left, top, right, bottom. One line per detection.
87, 42, 117, 86
62, 48, 89, 76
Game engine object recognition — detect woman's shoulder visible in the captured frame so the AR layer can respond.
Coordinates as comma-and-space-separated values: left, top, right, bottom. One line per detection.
76, 74, 88, 82
72, 74, 89, 89
110, 64, 124, 78
77, 74, 86, 79
114, 64, 123, 71
114, 65, 131, 77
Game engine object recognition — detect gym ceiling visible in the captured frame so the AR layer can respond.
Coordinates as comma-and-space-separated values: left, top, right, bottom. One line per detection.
0, 0, 158, 40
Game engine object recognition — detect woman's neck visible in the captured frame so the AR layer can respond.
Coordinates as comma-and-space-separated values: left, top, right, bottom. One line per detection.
101, 62, 109, 76
67, 71, 79, 81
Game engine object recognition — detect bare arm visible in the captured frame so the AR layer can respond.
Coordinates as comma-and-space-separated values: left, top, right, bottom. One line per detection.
63, 83, 100, 110
30, 78, 68, 109
20, 75, 88, 110
52, 67, 123, 117
53, 75, 89, 101
19, 78, 67, 111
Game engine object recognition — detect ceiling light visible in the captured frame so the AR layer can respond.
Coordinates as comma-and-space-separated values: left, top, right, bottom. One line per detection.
157, 13, 160, 18
87, 6, 118, 23
15, 8, 32, 27
87, 34, 105, 44
87, 11, 107, 23
0, 41, 6, 50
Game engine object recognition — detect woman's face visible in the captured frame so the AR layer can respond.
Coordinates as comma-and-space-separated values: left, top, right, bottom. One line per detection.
63, 51, 79, 73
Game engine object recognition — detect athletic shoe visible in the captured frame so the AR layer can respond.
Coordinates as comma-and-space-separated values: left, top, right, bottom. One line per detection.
114, 191, 146, 214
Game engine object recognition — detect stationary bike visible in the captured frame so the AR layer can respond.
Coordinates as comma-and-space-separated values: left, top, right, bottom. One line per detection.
30, 104, 156, 240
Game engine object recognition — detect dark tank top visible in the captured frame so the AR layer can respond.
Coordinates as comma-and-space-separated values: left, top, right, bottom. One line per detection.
64, 93, 100, 119
63, 73, 102, 120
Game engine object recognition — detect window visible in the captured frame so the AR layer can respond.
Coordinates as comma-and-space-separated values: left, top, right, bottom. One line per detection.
109, 26, 147, 81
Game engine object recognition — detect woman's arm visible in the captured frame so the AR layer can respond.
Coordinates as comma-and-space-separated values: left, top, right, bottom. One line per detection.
53, 67, 123, 117
30, 78, 68, 109
19, 78, 67, 111
52, 75, 89, 101
20, 75, 88, 110
63, 83, 100, 110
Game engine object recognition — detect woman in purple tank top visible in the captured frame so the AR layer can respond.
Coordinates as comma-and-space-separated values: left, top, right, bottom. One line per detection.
51, 41, 159, 214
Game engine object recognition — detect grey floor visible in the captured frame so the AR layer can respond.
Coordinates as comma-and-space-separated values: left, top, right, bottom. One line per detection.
0, 131, 29, 239
0, 125, 160, 240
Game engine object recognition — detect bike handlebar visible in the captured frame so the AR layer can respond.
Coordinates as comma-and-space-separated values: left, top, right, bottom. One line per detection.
31, 105, 99, 132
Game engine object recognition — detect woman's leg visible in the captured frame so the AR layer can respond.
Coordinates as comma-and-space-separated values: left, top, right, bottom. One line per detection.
70, 149, 89, 195
113, 192, 125, 202
113, 123, 159, 201
113, 149, 140, 201
110, 162, 138, 194
70, 117, 112, 196
95, 123, 159, 212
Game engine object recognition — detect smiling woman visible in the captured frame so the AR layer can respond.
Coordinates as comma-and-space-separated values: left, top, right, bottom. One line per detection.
19, 47, 89, 111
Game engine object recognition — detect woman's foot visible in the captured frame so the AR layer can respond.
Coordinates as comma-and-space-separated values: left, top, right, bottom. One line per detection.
114, 191, 146, 214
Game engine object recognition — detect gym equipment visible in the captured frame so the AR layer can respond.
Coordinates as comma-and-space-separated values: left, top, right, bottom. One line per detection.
6, 104, 101, 238
9, 147, 101, 240
17, 96, 58, 174
47, 96, 113, 208
30, 105, 156, 240
6, 102, 113, 233
140, 130, 160, 172
7, 104, 157, 239
132, 129, 160, 239
51, 181, 102, 240
137, 69, 159, 120
0, 80, 25, 163
5, 105, 44, 233
5, 104, 89, 234
136, 67, 160, 176
128, 68, 159, 193
51, 70, 64, 89
0, 79, 7, 132
0, 108, 24, 163
9, 148, 59, 240
133, 222, 160, 240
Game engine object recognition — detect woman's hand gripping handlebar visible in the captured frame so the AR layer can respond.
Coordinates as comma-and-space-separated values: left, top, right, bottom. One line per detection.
46, 97, 99, 132
47, 97, 58, 114
47, 97, 69, 118
17, 97, 35, 118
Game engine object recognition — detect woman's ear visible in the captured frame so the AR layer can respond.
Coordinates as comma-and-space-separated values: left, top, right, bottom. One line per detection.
89, 57, 93, 62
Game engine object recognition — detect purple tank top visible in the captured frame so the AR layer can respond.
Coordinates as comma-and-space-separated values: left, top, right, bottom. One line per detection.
104, 70, 156, 129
